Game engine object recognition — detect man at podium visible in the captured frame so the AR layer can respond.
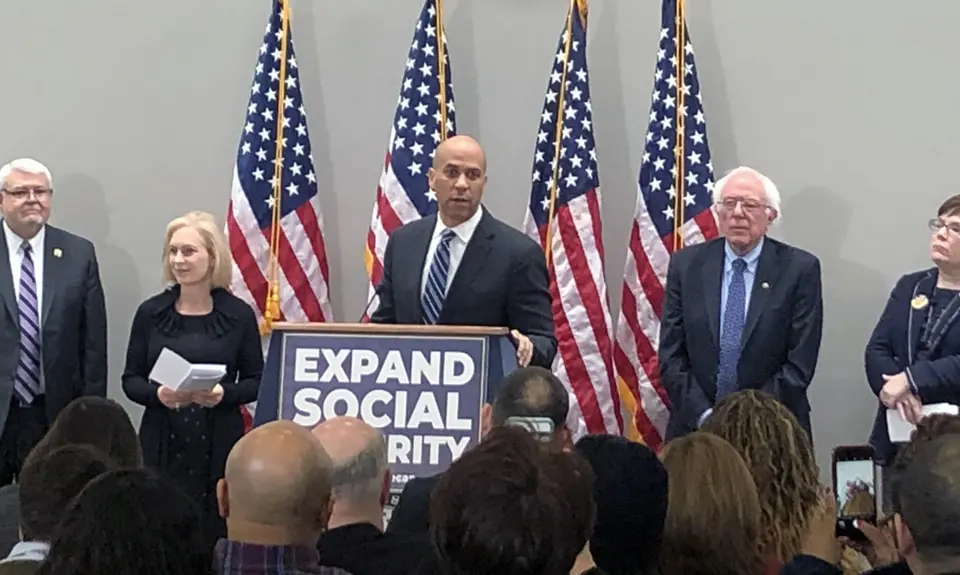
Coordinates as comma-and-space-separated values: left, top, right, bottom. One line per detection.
370, 135, 557, 369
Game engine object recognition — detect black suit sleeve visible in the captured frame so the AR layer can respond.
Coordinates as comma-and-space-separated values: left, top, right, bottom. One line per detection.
658, 253, 712, 428
386, 478, 432, 535
81, 247, 108, 396
121, 304, 163, 408
508, 243, 557, 368
865, 277, 908, 397
221, 306, 263, 406
370, 233, 397, 324
763, 257, 823, 399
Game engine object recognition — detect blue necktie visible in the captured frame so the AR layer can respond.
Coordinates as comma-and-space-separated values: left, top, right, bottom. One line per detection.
421, 229, 456, 325
15, 242, 41, 405
716, 258, 747, 400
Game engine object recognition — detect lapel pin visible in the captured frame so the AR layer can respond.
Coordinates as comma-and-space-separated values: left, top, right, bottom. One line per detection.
52, 248, 62, 258
761, 281, 770, 289
912, 294, 929, 310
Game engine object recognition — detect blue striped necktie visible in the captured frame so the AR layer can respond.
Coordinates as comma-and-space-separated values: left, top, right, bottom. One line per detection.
716, 258, 746, 400
421, 229, 456, 325
15, 242, 41, 405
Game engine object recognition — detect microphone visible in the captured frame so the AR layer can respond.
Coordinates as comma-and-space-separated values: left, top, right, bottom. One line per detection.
359, 282, 385, 323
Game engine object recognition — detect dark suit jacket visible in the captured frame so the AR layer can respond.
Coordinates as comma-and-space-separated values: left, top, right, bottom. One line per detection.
865, 269, 960, 465
658, 237, 823, 440
370, 209, 557, 368
0, 485, 19, 558
0, 225, 106, 430
385, 475, 442, 536
317, 522, 434, 575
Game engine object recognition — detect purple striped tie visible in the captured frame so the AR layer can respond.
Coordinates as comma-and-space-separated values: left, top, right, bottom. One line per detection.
15, 242, 41, 405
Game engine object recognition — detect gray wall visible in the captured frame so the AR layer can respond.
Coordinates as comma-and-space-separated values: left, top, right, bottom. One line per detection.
0, 0, 947, 477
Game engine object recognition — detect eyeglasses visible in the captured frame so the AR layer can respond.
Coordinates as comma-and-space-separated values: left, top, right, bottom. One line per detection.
716, 198, 767, 212
928, 218, 960, 235
1, 187, 52, 201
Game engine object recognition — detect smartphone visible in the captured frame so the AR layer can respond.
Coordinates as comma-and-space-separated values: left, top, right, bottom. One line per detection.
832, 445, 877, 541
504, 416, 555, 442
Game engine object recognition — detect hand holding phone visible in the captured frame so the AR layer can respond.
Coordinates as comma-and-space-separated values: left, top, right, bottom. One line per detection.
833, 445, 877, 542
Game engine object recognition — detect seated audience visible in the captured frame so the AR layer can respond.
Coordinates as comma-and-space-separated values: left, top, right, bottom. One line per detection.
313, 416, 432, 575
389, 366, 571, 536
429, 425, 595, 575
659, 432, 764, 575
574, 435, 666, 575
0, 445, 114, 574
0, 396, 140, 556
215, 420, 350, 575
36, 468, 211, 575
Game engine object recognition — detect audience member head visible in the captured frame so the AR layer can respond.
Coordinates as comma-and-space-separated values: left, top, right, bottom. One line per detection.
574, 434, 666, 575
162, 210, 231, 290
311, 416, 390, 530
18, 444, 115, 542
429, 135, 486, 226
895, 434, 960, 573
712, 166, 781, 254
0, 158, 53, 239
430, 425, 594, 575
930, 195, 960, 270
30, 396, 141, 468
483, 366, 571, 447
702, 390, 819, 561
36, 468, 211, 575
218, 420, 334, 546
659, 432, 763, 575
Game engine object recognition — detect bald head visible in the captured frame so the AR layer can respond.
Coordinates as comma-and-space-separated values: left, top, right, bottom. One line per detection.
433, 135, 486, 170
221, 420, 333, 527
429, 135, 487, 227
312, 417, 388, 504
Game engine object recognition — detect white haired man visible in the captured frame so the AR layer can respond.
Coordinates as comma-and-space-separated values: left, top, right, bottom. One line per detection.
657, 166, 823, 441
0, 158, 106, 484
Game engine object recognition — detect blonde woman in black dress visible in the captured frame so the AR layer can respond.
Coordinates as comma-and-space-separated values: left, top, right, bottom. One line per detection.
122, 211, 263, 548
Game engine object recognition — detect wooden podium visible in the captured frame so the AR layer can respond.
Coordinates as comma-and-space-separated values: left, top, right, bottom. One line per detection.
253, 322, 519, 489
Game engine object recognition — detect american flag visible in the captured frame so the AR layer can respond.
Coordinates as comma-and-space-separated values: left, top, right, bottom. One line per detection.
226, 0, 332, 433
226, 0, 332, 330
364, 0, 456, 313
523, 0, 621, 436
613, 0, 719, 450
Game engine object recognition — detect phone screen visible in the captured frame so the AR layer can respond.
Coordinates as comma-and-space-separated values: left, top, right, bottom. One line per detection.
835, 459, 877, 519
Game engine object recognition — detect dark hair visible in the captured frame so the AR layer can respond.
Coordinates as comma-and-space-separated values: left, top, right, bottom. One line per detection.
896, 434, 960, 563
659, 433, 763, 575
36, 468, 212, 575
575, 435, 666, 574
891, 413, 960, 513
430, 425, 594, 575
939, 195, 960, 218
30, 397, 141, 468
491, 366, 569, 429
18, 444, 114, 541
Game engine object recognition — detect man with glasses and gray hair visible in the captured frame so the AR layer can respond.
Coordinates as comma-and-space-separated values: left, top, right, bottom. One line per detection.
313, 416, 432, 575
0, 158, 107, 485
658, 165, 823, 441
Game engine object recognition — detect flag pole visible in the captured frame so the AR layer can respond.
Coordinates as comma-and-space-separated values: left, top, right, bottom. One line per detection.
543, 0, 582, 265
435, 0, 449, 142
261, 0, 293, 335
672, 0, 686, 253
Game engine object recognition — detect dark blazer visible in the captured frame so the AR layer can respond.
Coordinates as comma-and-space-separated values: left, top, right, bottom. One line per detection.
865, 269, 960, 465
385, 474, 441, 536
371, 209, 557, 368
658, 237, 823, 440
0, 485, 18, 558
0, 224, 106, 431
317, 522, 433, 575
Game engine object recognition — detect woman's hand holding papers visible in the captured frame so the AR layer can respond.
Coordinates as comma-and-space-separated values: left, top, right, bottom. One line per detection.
190, 384, 224, 407
157, 385, 192, 409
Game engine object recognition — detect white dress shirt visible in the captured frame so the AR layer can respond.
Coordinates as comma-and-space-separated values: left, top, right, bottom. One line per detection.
420, 206, 484, 297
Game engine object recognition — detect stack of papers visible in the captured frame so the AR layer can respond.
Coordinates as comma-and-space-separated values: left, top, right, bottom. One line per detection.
886, 403, 959, 443
148, 347, 226, 392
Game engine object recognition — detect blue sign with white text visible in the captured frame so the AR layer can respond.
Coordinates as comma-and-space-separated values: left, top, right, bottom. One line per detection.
277, 333, 488, 491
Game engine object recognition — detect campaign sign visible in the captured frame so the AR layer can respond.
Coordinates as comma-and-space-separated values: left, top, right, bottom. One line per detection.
278, 333, 487, 491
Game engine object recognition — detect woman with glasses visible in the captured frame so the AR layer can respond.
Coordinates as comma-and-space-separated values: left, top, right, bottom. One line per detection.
865, 194, 960, 511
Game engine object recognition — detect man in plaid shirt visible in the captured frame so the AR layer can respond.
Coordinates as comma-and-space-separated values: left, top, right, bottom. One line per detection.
213, 420, 352, 575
